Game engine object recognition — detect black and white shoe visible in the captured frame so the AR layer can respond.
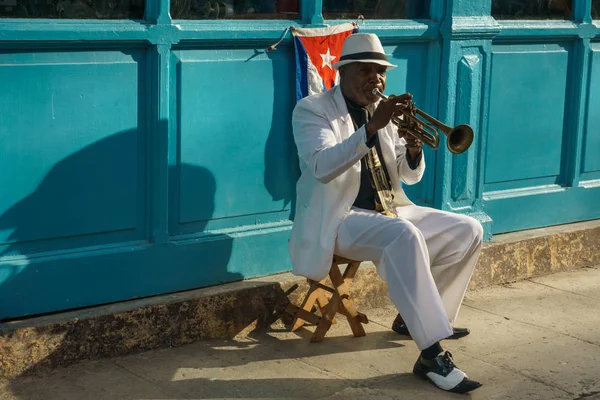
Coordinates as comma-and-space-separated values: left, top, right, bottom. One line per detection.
413, 351, 482, 394
392, 314, 470, 339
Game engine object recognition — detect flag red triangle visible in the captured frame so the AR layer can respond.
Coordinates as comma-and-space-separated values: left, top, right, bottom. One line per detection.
299, 31, 354, 90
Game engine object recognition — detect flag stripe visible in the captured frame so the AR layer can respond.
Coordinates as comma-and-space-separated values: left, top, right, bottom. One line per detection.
294, 36, 309, 102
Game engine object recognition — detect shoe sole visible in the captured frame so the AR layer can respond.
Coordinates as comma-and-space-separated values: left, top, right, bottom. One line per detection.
448, 330, 470, 340
413, 363, 482, 394
393, 325, 470, 340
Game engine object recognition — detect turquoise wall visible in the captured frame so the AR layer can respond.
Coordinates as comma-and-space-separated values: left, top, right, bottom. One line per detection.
1, 0, 599, 320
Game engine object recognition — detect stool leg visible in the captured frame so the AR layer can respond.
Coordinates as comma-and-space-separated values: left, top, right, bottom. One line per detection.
311, 291, 341, 342
290, 282, 322, 332
330, 263, 367, 338
315, 290, 337, 324
342, 261, 361, 282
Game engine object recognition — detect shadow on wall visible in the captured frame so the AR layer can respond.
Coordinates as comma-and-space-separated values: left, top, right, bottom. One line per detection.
0, 123, 306, 379
263, 47, 300, 219
0, 50, 302, 379
0, 127, 242, 321
264, 49, 300, 220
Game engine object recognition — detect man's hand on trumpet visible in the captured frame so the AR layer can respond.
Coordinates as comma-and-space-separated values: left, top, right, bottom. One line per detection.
365, 92, 412, 139
364, 89, 423, 160
397, 103, 424, 160
403, 133, 424, 160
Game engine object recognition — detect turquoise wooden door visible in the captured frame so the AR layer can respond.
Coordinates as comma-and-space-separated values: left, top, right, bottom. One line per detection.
482, 20, 600, 234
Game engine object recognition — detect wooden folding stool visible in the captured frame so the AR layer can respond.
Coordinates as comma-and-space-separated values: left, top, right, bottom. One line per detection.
286, 255, 369, 342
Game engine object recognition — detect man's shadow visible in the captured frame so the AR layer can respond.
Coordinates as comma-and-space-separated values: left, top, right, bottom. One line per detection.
0, 127, 242, 322
262, 45, 299, 218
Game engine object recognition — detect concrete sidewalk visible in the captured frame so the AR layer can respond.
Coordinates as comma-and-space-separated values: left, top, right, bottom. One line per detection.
2, 266, 600, 400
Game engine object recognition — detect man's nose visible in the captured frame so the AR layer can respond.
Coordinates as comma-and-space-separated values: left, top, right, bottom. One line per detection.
368, 70, 380, 82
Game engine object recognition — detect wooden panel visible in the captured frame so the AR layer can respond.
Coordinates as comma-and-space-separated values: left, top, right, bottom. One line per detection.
583, 42, 600, 174
0, 50, 145, 247
385, 43, 429, 99
485, 43, 569, 187
173, 47, 297, 231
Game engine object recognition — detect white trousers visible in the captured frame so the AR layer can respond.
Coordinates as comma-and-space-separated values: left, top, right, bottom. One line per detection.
334, 205, 483, 350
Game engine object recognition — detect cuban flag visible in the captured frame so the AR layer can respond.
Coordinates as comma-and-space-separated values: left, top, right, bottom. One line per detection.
292, 23, 358, 102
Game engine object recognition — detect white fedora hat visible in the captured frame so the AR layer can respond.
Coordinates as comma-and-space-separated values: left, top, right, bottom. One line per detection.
332, 33, 396, 70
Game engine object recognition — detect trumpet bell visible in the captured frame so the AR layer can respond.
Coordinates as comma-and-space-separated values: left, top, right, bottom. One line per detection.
371, 88, 475, 154
447, 124, 474, 154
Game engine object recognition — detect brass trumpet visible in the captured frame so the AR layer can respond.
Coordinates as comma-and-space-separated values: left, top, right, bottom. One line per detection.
371, 88, 474, 155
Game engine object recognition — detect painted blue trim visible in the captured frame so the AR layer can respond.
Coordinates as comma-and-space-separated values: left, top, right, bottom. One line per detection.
484, 176, 562, 192
448, 0, 491, 17
180, 211, 293, 233
573, 0, 593, 23
0, 231, 145, 259
0, 20, 443, 45
157, 0, 171, 25
0, 240, 149, 264
415, 40, 442, 207
484, 185, 600, 234
0, 20, 149, 43
167, 51, 181, 238
434, 0, 501, 241
301, 0, 323, 24
0, 228, 293, 320
475, 40, 493, 215
429, 0, 446, 22
174, 220, 293, 240
351, 21, 441, 40
441, 16, 501, 39
496, 20, 599, 39
579, 178, 600, 186
563, 38, 592, 187
149, 50, 171, 245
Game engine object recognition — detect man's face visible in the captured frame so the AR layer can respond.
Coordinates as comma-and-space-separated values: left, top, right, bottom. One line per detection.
339, 62, 387, 106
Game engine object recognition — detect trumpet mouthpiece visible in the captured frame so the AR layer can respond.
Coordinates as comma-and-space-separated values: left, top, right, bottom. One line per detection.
372, 88, 386, 99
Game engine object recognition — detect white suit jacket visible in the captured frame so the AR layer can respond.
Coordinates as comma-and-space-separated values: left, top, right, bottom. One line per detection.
289, 85, 425, 281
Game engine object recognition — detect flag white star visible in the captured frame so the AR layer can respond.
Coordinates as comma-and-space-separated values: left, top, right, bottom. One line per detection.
320, 49, 336, 69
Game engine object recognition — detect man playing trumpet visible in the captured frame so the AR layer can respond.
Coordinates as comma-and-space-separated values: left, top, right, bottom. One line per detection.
289, 33, 484, 394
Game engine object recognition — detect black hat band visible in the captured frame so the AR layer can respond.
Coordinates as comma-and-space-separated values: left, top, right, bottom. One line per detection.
338, 52, 389, 62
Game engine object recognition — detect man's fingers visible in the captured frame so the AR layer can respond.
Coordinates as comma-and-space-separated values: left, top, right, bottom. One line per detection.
405, 137, 423, 148
373, 92, 414, 128
385, 93, 412, 104
394, 93, 412, 103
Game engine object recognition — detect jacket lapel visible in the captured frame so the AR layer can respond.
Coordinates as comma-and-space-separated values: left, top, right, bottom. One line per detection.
332, 86, 353, 141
